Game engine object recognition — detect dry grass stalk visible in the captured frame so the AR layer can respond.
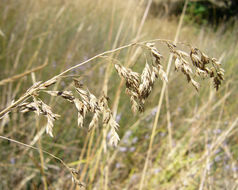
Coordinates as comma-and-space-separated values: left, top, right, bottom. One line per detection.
146, 42, 168, 83
114, 43, 168, 113
139, 63, 154, 102
0, 39, 224, 120
0, 38, 226, 188
0, 135, 86, 188
115, 64, 141, 113
67, 80, 120, 146
114, 41, 224, 115
18, 98, 60, 137
0, 39, 225, 147
16, 78, 120, 147
167, 43, 224, 91
0, 60, 48, 86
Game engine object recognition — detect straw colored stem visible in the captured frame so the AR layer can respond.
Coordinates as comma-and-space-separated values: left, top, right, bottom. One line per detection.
0, 60, 48, 86
139, 1, 189, 189
0, 38, 184, 118
0, 135, 71, 172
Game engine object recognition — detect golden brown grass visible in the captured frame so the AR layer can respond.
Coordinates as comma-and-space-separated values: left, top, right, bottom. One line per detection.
0, 37, 225, 188
0, 0, 237, 189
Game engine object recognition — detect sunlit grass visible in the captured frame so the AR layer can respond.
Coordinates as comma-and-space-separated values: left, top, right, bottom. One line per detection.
0, 0, 238, 189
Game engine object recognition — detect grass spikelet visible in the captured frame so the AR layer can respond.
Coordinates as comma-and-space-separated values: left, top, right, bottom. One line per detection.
73, 98, 86, 127
0, 39, 225, 147
88, 109, 100, 131
115, 64, 140, 90
139, 63, 152, 99
45, 90, 75, 102
146, 43, 168, 83
190, 48, 201, 67
191, 78, 200, 91
18, 98, 60, 137
108, 118, 120, 147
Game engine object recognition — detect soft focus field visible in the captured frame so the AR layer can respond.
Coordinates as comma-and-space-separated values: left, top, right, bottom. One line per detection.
0, 0, 238, 189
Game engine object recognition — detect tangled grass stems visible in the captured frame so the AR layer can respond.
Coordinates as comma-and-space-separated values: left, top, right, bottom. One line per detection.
0, 38, 224, 146
0, 60, 48, 86
0, 39, 177, 119
0, 34, 226, 189
139, 1, 188, 188
0, 135, 85, 187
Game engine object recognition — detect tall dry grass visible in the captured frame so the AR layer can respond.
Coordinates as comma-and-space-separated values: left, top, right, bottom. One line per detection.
0, 0, 238, 189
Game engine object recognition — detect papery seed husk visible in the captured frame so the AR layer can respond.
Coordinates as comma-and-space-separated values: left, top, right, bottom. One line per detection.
201, 52, 210, 65
175, 58, 182, 70
77, 112, 84, 127
176, 50, 189, 58
190, 53, 201, 67
191, 79, 200, 91
103, 109, 111, 124
130, 96, 138, 114
43, 78, 57, 88
88, 112, 99, 131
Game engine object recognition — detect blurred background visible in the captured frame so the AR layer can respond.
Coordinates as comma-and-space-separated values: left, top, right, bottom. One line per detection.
0, 0, 238, 189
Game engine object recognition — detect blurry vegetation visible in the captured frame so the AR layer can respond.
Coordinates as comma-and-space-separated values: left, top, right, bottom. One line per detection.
0, 0, 238, 189
186, 0, 238, 25
151, 0, 238, 26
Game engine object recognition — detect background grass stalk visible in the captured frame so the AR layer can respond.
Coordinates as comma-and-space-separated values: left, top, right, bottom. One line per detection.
139, 0, 189, 189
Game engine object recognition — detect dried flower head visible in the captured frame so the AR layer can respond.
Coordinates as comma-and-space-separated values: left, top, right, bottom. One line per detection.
18, 98, 60, 137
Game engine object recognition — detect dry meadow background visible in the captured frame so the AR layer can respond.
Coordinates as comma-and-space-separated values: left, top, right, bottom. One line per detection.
0, 0, 238, 189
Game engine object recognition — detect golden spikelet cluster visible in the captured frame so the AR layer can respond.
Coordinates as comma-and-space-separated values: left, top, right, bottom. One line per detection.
0, 39, 225, 187
114, 64, 142, 113
73, 80, 120, 146
1, 39, 225, 148
18, 79, 120, 146
166, 43, 225, 91
19, 98, 60, 137
146, 43, 168, 83
115, 43, 169, 113
114, 42, 224, 114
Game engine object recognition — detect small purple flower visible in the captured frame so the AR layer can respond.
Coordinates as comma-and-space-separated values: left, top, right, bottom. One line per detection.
122, 138, 129, 144
153, 168, 161, 174
224, 165, 230, 171
214, 155, 221, 162
130, 174, 138, 181
124, 130, 132, 138
151, 107, 158, 116
207, 143, 212, 150
214, 148, 221, 155
160, 132, 166, 137
213, 129, 222, 134
130, 147, 136, 152
115, 163, 121, 168
232, 166, 238, 172
132, 137, 138, 144
107, 130, 112, 141
10, 158, 15, 164
145, 134, 150, 139
118, 146, 127, 152
116, 113, 122, 122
